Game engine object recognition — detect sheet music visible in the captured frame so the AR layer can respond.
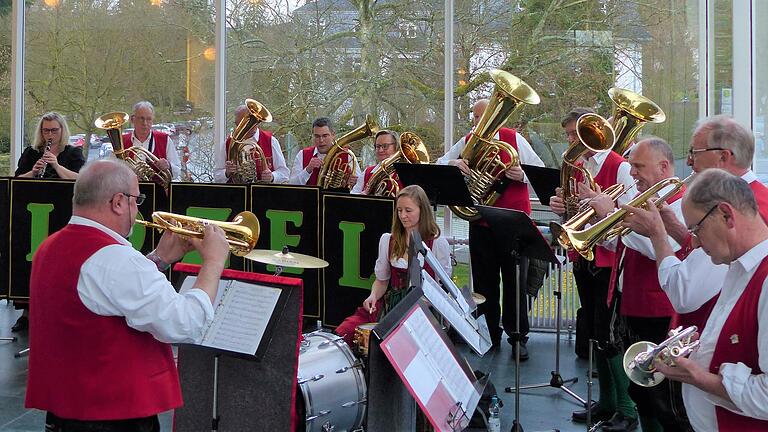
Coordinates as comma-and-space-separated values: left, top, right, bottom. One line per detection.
180, 276, 281, 355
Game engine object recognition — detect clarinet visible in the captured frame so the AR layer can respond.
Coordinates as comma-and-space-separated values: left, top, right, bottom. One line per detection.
37, 138, 52, 178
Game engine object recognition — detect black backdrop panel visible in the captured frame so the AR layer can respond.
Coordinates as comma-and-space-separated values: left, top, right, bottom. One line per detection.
322, 194, 394, 327
0, 178, 8, 298
169, 183, 249, 273
251, 184, 321, 317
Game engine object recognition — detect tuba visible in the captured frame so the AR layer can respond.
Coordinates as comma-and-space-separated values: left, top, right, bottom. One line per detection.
95, 112, 172, 191
624, 326, 700, 387
449, 69, 540, 221
318, 114, 378, 189
136, 211, 260, 257
364, 131, 430, 197
609, 88, 666, 157
227, 99, 273, 184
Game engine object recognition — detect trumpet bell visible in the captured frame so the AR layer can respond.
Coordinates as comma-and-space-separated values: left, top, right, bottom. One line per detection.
623, 341, 665, 387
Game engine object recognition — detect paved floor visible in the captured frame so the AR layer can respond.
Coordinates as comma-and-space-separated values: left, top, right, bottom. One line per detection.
0, 300, 595, 431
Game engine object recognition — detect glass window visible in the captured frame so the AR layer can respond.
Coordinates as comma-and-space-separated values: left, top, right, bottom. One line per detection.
754, 2, 768, 179
0, 2, 10, 175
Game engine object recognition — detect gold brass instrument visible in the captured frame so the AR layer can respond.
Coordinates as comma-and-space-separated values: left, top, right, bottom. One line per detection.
227, 99, 273, 184
608, 88, 666, 157
364, 131, 430, 197
624, 326, 700, 387
318, 114, 378, 189
449, 69, 540, 221
95, 112, 172, 191
136, 211, 260, 257
560, 113, 616, 219
555, 175, 688, 260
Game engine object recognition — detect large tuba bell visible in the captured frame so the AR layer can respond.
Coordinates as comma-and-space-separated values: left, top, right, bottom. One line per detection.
624, 326, 700, 387
364, 131, 430, 197
608, 87, 666, 157
136, 211, 260, 257
95, 112, 172, 192
449, 69, 540, 221
318, 114, 378, 189
227, 99, 273, 184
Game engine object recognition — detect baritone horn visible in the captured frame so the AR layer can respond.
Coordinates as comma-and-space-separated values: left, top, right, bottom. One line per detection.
365, 131, 430, 197
136, 211, 260, 257
318, 114, 378, 189
227, 99, 272, 184
95, 112, 172, 192
609, 87, 666, 157
624, 326, 700, 387
449, 69, 540, 221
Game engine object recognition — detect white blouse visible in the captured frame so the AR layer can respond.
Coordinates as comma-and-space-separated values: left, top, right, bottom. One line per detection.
373, 232, 452, 281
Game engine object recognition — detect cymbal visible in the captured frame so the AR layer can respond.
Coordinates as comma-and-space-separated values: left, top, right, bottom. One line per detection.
472, 292, 486, 305
245, 249, 329, 269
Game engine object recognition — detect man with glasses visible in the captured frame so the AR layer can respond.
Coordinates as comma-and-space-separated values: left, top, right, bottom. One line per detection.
633, 169, 768, 431
122, 101, 181, 180
351, 129, 400, 194
26, 159, 230, 431
436, 98, 544, 360
289, 117, 361, 187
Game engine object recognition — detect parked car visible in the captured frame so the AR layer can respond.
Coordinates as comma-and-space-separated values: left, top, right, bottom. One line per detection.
69, 134, 85, 147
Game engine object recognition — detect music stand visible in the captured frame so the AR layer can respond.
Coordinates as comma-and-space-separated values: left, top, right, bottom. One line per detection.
394, 163, 473, 208
475, 206, 560, 432
520, 164, 560, 207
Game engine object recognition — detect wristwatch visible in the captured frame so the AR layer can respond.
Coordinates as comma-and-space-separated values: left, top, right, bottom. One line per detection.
146, 250, 171, 271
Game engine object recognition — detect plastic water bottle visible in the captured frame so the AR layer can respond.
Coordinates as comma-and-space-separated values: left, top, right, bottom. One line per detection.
487, 395, 501, 432
99, 142, 114, 159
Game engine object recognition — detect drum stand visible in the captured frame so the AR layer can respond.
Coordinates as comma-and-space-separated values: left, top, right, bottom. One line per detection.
507, 256, 586, 407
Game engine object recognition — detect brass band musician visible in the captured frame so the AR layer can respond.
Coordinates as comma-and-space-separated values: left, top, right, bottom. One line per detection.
351, 130, 401, 194
289, 117, 361, 187
122, 101, 180, 180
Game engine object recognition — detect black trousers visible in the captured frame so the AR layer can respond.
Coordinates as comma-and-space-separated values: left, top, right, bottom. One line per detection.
469, 223, 529, 345
572, 258, 622, 356
45, 412, 160, 432
624, 316, 694, 431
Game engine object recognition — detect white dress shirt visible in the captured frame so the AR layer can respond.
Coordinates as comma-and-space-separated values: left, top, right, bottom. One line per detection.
131, 132, 181, 180
683, 238, 768, 431
351, 163, 378, 195
374, 233, 452, 281
289, 146, 362, 186
71, 216, 214, 344
584, 150, 635, 207
657, 171, 759, 313
213, 128, 289, 184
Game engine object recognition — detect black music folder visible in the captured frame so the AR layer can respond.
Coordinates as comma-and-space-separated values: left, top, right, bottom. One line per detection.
394, 163, 473, 207
521, 164, 560, 206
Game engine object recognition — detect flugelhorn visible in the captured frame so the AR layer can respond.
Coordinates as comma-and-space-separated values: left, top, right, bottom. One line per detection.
365, 131, 430, 197
95, 112, 172, 191
318, 114, 378, 189
609, 88, 666, 157
136, 211, 260, 257
449, 69, 540, 221
624, 326, 700, 387
227, 99, 272, 184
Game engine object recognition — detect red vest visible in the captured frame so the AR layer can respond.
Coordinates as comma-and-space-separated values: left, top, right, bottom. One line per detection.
750, 180, 768, 223
609, 187, 684, 317
708, 255, 768, 430
302, 146, 350, 186
388, 237, 436, 290
363, 164, 404, 194
122, 130, 169, 160
225, 130, 275, 181
26, 224, 182, 420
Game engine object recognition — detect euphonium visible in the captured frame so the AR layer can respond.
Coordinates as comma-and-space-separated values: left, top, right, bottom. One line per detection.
556, 175, 688, 260
608, 88, 666, 157
95, 112, 172, 191
560, 113, 616, 219
318, 114, 378, 189
624, 326, 700, 387
136, 211, 260, 257
365, 131, 430, 197
449, 69, 540, 221
227, 99, 272, 184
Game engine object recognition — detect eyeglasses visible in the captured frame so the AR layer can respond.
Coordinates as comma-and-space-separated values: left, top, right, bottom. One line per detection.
111, 192, 146, 206
687, 204, 719, 239
374, 143, 396, 150
42, 128, 60, 134
687, 147, 728, 159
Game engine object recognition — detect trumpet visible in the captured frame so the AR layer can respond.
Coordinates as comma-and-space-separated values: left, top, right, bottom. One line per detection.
624, 326, 700, 387
136, 211, 260, 257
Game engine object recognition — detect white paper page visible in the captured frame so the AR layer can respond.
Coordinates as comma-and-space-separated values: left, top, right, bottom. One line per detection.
403, 351, 440, 403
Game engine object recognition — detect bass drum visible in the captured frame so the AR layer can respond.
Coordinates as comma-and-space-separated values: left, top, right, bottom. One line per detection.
296, 330, 367, 432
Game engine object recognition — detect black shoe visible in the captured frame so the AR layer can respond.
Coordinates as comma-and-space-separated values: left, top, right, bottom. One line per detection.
571, 402, 612, 423
511, 341, 529, 361
11, 316, 28, 333
601, 412, 639, 431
